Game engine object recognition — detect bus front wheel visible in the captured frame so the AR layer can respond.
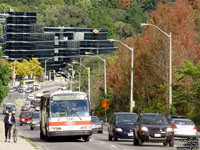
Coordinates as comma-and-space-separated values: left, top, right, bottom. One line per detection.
83, 136, 90, 142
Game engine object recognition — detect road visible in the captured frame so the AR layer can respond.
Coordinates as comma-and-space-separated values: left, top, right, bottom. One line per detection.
0, 82, 198, 150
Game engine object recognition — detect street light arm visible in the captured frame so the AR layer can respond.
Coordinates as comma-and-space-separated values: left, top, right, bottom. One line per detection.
141, 23, 170, 38
114, 40, 133, 51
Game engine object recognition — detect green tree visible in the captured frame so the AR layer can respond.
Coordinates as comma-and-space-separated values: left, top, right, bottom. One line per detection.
88, 7, 116, 38
0, 50, 9, 104
29, 58, 44, 77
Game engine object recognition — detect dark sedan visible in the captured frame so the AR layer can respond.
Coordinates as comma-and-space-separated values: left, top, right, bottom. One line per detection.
108, 112, 138, 141
134, 113, 174, 147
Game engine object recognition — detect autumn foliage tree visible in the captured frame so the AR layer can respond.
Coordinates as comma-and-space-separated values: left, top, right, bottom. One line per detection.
106, 0, 200, 116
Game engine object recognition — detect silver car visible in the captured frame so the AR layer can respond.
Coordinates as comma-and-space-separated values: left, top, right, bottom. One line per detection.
30, 112, 40, 130
172, 119, 197, 138
91, 116, 103, 134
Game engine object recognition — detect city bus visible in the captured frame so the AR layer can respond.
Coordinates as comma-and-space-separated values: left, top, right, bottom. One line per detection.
19, 80, 34, 88
40, 91, 92, 141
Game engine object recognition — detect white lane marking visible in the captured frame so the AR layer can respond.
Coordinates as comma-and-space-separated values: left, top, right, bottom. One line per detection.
110, 145, 117, 148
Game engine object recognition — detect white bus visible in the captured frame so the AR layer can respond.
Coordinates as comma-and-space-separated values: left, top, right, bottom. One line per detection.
19, 80, 34, 88
40, 91, 92, 141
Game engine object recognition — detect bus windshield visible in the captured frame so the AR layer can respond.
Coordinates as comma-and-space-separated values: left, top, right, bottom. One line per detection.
50, 100, 89, 117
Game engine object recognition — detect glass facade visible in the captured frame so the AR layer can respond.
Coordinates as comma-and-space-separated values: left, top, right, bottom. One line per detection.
2, 12, 116, 71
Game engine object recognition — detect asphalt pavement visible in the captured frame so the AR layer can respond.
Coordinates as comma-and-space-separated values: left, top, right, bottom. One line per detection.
1, 81, 199, 150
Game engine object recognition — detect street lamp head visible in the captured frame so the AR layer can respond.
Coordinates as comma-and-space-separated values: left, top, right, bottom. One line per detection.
85, 52, 94, 55
108, 39, 115, 42
67, 63, 73, 66
140, 23, 148, 27
2, 55, 9, 59
72, 60, 79, 65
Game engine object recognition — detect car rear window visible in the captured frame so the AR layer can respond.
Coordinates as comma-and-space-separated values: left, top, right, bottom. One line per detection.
141, 115, 168, 125
174, 120, 194, 125
22, 112, 32, 117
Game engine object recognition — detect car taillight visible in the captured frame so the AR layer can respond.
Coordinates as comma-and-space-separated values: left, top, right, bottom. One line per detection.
173, 125, 177, 129
193, 126, 197, 130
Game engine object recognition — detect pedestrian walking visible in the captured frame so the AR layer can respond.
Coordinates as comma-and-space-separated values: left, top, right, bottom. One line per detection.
4, 110, 16, 142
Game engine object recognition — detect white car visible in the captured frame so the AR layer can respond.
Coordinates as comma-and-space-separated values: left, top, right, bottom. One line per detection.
34, 84, 41, 90
27, 94, 35, 100
172, 119, 197, 138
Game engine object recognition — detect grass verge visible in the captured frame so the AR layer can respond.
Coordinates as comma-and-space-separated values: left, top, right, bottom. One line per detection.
20, 135, 38, 150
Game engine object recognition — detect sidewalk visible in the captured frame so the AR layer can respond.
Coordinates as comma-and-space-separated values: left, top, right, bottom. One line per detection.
0, 121, 36, 150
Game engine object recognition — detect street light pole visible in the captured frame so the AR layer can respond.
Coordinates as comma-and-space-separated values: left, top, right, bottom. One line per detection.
109, 39, 134, 112
140, 23, 173, 115
13, 60, 16, 87
44, 57, 53, 80
72, 60, 90, 102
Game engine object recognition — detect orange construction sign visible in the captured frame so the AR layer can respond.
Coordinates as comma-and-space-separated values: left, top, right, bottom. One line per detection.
102, 100, 109, 109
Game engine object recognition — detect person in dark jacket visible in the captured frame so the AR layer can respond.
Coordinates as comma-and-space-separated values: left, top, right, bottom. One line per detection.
4, 109, 16, 142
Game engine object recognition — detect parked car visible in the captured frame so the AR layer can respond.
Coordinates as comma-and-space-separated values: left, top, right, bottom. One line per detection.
134, 113, 174, 147
21, 101, 31, 111
34, 84, 41, 90
108, 112, 138, 141
91, 116, 103, 134
25, 87, 33, 93
19, 111, 32, 125
30, 111, 40, 130
31, 100, 40, 108
171, 118, 197, 138
18, 85, 26, 92
3, 103, 16, 114
9, 87, 17, 93
27, 94, 35, 100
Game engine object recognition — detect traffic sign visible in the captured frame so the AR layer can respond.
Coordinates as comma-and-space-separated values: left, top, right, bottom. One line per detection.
102, 100, 109, 109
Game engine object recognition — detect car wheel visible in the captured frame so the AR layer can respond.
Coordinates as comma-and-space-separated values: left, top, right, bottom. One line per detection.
83, 136, 90, 142
98, 130, 103, 134
169, 138, 174, 147
133, 138, 138, 146
30, 126, 34, 130
108, 133, 112, 141
113, 136, 118, 141
138, 137, 143, 146
163, 141, 167, 146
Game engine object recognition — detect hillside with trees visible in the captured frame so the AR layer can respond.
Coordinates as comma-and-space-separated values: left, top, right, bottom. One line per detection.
1, 0, 200, 124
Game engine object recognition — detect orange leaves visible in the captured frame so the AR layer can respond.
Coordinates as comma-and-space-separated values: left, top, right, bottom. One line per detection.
117, 0, 131, 9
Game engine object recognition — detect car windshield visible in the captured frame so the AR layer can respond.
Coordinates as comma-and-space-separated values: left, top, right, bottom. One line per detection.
141, 115, 168, 125
174, 120, 194, 125
92, 117, 101, 123
22, 112, 32, 117
115, 114, 138, 124
32, 113, 39, 118
50, 100, 89, 117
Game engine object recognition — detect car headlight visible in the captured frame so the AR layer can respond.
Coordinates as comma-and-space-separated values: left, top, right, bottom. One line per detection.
115, 128, 122, 132
21, 118, 25, 121
32, 122, 36, 124
166, 127, 173, 132
141, 126, 148, 132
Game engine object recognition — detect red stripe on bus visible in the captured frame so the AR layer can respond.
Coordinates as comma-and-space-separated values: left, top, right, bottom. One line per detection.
48, 121, 91, 126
